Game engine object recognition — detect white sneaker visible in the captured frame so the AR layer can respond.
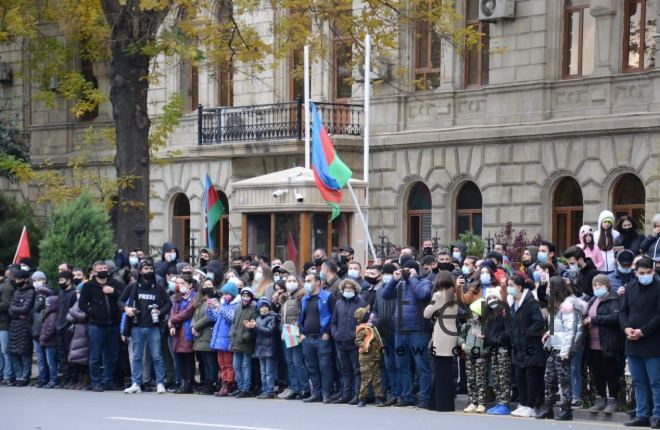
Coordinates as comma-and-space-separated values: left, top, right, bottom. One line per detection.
463, 403, 477, 413
510, 405, 525, 417
124, 383, 141, 394
157, 383, 166, 394
521, 406, 536, 417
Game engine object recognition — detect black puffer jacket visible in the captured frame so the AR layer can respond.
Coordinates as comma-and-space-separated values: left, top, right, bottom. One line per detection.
0, 279, 15, 331
254, 311, 278, 358
7, 284, 36, 355
331, 294, 366, 351
484, 307, 511, 349
614, 230, 645, 256
584, 292, 624, 358
506, 290, 546, 367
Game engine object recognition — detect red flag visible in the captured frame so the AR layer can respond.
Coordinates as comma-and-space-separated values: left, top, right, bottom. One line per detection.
286, 232, 298, 263
13, 226, 30, 264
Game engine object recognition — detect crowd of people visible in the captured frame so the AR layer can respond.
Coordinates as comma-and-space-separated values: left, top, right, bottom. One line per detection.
0, 209, 659, 427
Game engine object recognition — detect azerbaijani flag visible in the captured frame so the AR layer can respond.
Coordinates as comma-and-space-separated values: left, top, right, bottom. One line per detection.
204, 174, 225, 251
311, 102, 352, 221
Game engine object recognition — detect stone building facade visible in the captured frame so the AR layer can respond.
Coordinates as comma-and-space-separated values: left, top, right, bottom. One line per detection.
1, 0, 659, 262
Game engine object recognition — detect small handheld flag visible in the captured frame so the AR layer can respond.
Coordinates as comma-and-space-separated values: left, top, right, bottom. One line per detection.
204, 175, 225, 251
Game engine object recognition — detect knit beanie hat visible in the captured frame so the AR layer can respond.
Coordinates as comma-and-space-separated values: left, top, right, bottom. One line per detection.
221, 282, 239, 298
592, 274, 611, 290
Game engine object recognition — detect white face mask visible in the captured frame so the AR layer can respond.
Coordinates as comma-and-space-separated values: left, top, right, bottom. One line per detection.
347, 269, 359, 278
286, 282, 297, 291
273, 274, 281, 282
254, 272, 263, 282
33, 280, 44, 288
180, 286, 189, 294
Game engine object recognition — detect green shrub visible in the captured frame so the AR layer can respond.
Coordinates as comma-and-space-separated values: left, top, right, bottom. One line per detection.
458, 230, 486, 258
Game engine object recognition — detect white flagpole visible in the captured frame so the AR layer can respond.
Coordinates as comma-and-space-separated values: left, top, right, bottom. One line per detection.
363, 34, 371, 264
304, 45, 310, 170
347, 182, 378, 263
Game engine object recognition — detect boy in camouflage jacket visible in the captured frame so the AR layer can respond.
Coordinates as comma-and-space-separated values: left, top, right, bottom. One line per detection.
354, 306, 385, 407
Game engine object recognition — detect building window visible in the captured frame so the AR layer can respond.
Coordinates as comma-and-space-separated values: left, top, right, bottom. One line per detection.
290, 48, 306, 101
552, 177, 583, 253
624, 0, 657, 71
172, 193, 191, 261
456, 181, 482, 238
214, 190, 230, 264
333, 39, 353, 101
407, 182, 432, 251
182, 62, 199, 113
415, 0, 442, 91
563, 0, 596, 78
612, 173, 646, 226
464, 0, 489, 88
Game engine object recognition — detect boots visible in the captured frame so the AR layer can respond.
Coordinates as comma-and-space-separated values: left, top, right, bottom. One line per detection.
555, 402, 573, 421
535, 401, 554, 419
196, 381, 213, 395
215, 382, 228, 397
175, 380, 193, 394
603, 398, 619, 415
589, 397, 607, 413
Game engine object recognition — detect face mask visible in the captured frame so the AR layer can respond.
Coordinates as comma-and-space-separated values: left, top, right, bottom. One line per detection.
20, 264, 30, 271
304, 282, 313, 293
621, 227, 633, 234
533, 272, 542, 283
423, 247, 433, 255
638, 274, 654, 286
438, 263, 454, 272
480, 274, 491, 285
233, 265, 242, 273
347, 269, 359, 278
247, 271, 255, 281
506, 286, 517, 296
168, 281, 176, 293
343, 291, 355, 300
314, 258, 325, 266
165, 252, 176, 262
74, 278, 83, 286
593, 288, 608, 298
206, 273, 215, 281
364, 276, 379, 285
96, 271, 108, 280
452, 252, 462, 261
461, 265, 470, 276
179, 286, 189, 294
199, 258, 209, 267
319, 272, 326, 281
193, 275, 201, 283
286, 282, 298, 291
259, 308, 269, 316
58, 281, 68, 288
618, 264, 632, 274
340, 255, 349, 263
33, 280, 44, 288
488, 302, 498, 309
202, 287, 214, 296
142, 272, 155, 281
537, 252, 548, 262
382, 274, 393, 284
254, 272, 263, 282
129, 257, 139, 267
569, 264, 579, 272
431, 267, 440, 274
273, 274, 281, 282
241, 296, 252, 305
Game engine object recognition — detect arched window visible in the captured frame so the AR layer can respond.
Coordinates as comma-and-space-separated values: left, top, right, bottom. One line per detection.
214, 190, 230, 263
553, 177, 583, 252
612, 173, 645, 226
456, 181, 482, 237
407, 182, 432, 251
172, 193, 191, 261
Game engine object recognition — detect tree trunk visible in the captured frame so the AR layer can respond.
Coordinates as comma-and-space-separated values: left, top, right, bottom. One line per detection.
104, 2, 165, 254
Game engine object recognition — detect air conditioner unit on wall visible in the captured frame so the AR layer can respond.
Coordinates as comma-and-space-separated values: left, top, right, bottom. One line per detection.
479, 0, 515, 22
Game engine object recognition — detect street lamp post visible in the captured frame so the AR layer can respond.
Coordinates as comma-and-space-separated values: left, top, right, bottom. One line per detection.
190, 233, 197, 267
485, 233, 494, 256
432, 229, 441, 253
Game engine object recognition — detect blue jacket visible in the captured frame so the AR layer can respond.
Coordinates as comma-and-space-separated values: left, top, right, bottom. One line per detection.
207, 297, 238, 352
607, 270, 635, 292
299, 289, 333, 335
331, 293, 366, 350
381, 276, 432, 332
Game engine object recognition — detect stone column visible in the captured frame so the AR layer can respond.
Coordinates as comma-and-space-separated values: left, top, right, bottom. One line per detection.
590, 0, 617, 76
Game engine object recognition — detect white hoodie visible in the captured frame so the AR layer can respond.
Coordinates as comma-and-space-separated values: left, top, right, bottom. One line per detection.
593, 210, 620, 272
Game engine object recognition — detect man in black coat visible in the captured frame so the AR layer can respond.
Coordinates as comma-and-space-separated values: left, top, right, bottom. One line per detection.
0, 264, 16, 384
55, 270, 78, 387
564, 246, 598, 297
79, 261, 124, 392
619, 257, 660, 428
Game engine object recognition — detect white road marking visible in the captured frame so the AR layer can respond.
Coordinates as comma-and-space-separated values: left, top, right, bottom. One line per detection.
105, 417, 287, 430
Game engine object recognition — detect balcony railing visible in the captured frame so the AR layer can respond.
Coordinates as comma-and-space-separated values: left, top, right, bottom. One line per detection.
197, 97, 363, 145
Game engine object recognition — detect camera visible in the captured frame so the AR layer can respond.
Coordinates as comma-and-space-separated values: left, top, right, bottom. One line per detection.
148, 304, 160, 324
132, 309, 141, 325
272, 189, 287, 198
295, 192, 304, 203
401, 268, 411, 280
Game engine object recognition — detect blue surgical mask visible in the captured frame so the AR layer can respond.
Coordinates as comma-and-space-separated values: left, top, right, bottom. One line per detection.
461, 265, 470, 276
452, 252, 462, 262
342, 291, 355, 300
320, 272, 327, 281
638, 274, 654, 286
537, 252, 548, 262
506, 286, 517, 296
533, 272, 542, 283
273, 274, 280, 282
618, 264, 632, 274
480, 273, 491, 285
129, 257, 139, 267
347, 269, 359, 279
593, 288, 607, 298
304, 282, 313, 293
569, 264, 579, 272
206, 273, 215, 281
382, 274, 393, 284
168, 281, 176, 293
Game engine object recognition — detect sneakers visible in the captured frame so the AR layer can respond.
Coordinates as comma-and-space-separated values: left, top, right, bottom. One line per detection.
487, 404, 511, 415
277, 388, 293, 399
157, 383, 166, 394
589, 397, 607, 413
603, 398, 619, 415
519, 406, 536, 417
464, 403, 477, 413
510, 405, 525, 417
476, 404, 486, 414
124, 383, 142, 394
45, 381, 58, 389
571, 399, 583, 408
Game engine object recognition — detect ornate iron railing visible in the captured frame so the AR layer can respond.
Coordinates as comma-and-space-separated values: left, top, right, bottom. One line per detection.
198, 97, 363, 145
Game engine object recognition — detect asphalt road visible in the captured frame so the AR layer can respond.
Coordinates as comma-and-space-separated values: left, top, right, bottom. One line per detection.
0, 386, 626, 430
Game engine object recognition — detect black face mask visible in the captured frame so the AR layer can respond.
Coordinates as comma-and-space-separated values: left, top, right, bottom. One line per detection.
73, 278, 83, 286
432, 267, 440, 274
247, 271, 255, 281
621, 227, 634, 235
58, 281, 68, 288
522, 259, 533, 267
364, 276, 380, 285
199, 258, 209, 268
142, 272, 155, 282
96, 271, 108, 280
423, 247, 433, 255
233, 265, 242, 274
340, 255, 349, 263
437, 263, 454, 272
202, 287, 215, 296
314, 258, 325, 266
12, 279, 26, 287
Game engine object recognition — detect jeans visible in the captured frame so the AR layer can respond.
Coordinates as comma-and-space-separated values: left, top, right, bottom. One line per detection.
0, 330, 13, 380
88, 324, 120, 387
283, 343, 309, 394
10, 353, 31, 381
200, 351, 219, 386
394, 331, 432, 403
381, 336, 399, 398
130, 326, 165, 385
34, 340, 49, 384
302, 336, 333, 397
233, 352, 252, 392
628, 355, 660, 419
44, 346, 58, 384
571, 346, 583, 400
337, 347, 360, 400
259, 357, 276, 394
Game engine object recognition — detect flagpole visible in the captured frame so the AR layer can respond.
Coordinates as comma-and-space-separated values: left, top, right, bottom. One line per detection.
363, 34, 371, 264
347, 182, 378, 263
304, 45, 310, 170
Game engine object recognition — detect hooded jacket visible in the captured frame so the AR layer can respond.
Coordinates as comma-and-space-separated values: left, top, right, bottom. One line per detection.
424, 288, 459, 357
39, 296, 59, 347
207, 295, 239, 352
254, 299, 279, 358
155, 242, 179, 279
7, 283, 36, 355
381, 275, 432, 332
169, 290, 197, 353
576, 258, 599, 297
66, 301, 89, 365
331, 282, 366, 351
506, 289, 546, 367
607, 269, 635, 292
577, 225, 605, 270
546, 296, 587, 359
229, 299, 257, 354
594, 211, 620, 272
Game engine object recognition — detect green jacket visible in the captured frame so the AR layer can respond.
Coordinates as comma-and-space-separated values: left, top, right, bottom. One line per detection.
192, 298, 214, 352
230, 302, 257, 353
458, 318, 485, 356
